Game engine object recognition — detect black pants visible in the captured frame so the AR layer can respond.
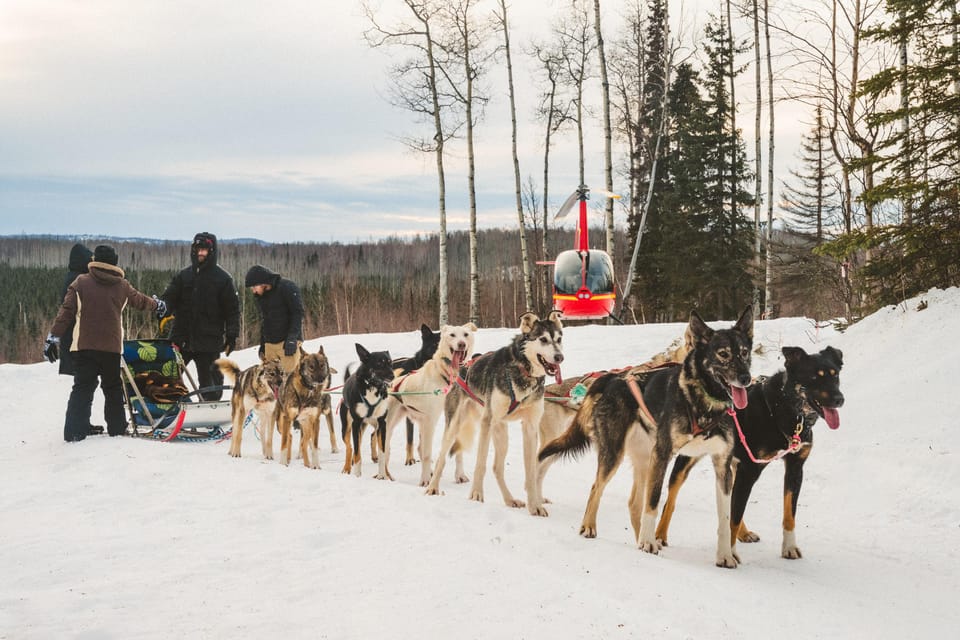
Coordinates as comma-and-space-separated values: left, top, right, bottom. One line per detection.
180, 351, 225, 401
64, 350, 125, 441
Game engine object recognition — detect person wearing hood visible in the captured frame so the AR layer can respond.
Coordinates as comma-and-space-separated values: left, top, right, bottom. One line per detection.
45, 245, 166, 442
244, 264, 304, 374
159, 232, 240, 401
58, 243, 94, 377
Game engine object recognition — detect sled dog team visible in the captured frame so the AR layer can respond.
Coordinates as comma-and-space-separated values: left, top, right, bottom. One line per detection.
217, 307, 844, 568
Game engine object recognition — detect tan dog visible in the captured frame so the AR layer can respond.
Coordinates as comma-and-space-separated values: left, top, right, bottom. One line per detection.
377, 323, 478, 484
217, 357, 285, 460
426, 311, 564, 516
276, 346, 333, 468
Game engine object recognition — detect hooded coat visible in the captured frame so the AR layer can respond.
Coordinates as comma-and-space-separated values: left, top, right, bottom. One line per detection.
160, 233, 240, 353
244, 265, 304, 345
58, 243, 94, 375
51, 262, 159, 354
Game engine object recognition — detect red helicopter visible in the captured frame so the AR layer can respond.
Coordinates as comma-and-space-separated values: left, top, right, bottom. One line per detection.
547, 185, 619, 320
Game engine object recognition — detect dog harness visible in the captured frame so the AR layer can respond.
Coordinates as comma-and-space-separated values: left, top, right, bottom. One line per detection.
456, 367, 528, 415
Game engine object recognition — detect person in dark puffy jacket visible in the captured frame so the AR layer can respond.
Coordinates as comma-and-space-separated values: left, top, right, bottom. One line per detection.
46, 245, 165, 442
244, 264, 304, 374
159, 232, 240, 400
58, 243, 94, 377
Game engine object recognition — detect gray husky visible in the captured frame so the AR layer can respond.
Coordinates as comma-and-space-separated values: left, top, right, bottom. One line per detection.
537, 307, 753, 567
425, 311, 564, 516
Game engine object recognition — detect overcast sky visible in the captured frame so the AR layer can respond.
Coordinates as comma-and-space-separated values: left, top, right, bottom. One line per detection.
0, 0, 807, 244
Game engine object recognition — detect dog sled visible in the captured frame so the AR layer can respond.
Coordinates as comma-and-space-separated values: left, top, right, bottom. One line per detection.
120, 339, 232, 442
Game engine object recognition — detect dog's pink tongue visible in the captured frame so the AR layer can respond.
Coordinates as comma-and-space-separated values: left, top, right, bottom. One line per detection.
451, 350, 462, 371
731, 385, 748, 410
823, 407, 841, 430
554, 367, 563, 385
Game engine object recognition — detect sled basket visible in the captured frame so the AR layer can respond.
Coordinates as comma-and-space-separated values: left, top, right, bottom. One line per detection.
120, 339, 232, 442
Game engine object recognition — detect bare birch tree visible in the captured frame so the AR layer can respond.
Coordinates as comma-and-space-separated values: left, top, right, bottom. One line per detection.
436, 0, 495, 325
363, 0, 459, 325
555, 0, 596, 187
530, 41, 574, 309
593, 0, 616, 263
495, 0, 534, 312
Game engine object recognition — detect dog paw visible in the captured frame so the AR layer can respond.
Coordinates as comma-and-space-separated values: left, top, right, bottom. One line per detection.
468, 490, 484, 503
404, 457, 418, 466
782, 545, 802, 559
424, 486, 443, 496
228, 451, 241, 458
638, 539, 662, 555
528, 504, 549, 517
374, 472, 395, 481
579, 525, 598, 538
738, 529, 761, 543
716, 551, 740, 568
454, 474, 470, 484
507, 498, 525, 509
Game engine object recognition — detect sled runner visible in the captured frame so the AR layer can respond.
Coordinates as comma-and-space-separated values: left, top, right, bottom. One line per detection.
121, 339, 232, 442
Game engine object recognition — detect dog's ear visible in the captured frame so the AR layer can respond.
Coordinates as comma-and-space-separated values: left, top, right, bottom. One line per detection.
822, 346, 843, 369
546, 309, 563, 330
355, 343, 370, 361
782, 346, 807, 367
329, 366, 338, 375
466, 322, 478, 332
519, 311, 539, 334
688, 311, 714, 345
734, 305, 754, 340
421, 324, 434, 339
317, 345, 325, 355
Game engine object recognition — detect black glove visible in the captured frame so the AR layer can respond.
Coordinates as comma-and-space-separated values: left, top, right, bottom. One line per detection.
44, 334, 60, 363
223, 337, 236, 357
152, 295, 168, 319
283, 339, 298, 356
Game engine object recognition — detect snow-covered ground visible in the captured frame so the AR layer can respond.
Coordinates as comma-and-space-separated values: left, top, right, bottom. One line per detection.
2, 289, 958, 639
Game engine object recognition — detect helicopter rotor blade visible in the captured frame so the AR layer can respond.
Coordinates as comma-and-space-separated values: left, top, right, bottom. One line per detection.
553, 190, 580, 221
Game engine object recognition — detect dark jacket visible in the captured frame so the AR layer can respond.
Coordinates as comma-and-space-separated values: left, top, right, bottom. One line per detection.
160, 234, 240, 353
51, 262, 159, 354
59, 243, 93, 375
245, 265, 304, 344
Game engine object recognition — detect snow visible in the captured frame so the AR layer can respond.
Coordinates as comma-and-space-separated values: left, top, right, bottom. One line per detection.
2, 289, 959, 639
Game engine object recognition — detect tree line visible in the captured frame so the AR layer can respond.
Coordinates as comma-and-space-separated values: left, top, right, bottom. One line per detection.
0, 229, 617, 365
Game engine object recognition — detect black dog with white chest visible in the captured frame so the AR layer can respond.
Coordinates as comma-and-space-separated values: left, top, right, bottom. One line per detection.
339, 343, 395, 477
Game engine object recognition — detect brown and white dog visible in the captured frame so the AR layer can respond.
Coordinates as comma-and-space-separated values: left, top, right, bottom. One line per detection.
217, 357, 285, 460
426, 311, 564, 516
276, 346, 334, 469
377, 323, 478, 484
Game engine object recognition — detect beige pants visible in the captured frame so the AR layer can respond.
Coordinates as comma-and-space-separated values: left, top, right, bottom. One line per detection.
263, 341, 301, 374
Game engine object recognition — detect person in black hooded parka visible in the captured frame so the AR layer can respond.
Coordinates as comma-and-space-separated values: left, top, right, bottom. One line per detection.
244, 264, 304, 374
160, 232, 240, 400
58, 243, 94, 377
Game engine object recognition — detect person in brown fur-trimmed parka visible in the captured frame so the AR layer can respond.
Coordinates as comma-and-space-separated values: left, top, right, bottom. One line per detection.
46, 244, 166, 442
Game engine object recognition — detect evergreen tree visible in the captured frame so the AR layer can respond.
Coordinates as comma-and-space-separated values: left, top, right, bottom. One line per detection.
627, 0, 670, 321
698, 14, 755, 318
835, 0, 960, 309
774, 104, 848, 318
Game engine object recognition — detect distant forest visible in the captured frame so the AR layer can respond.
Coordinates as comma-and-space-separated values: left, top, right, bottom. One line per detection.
0, 230, 625, 365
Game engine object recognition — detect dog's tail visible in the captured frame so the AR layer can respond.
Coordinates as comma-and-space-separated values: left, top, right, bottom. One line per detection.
537, 394, 598, 463
214, 358, 241, 384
